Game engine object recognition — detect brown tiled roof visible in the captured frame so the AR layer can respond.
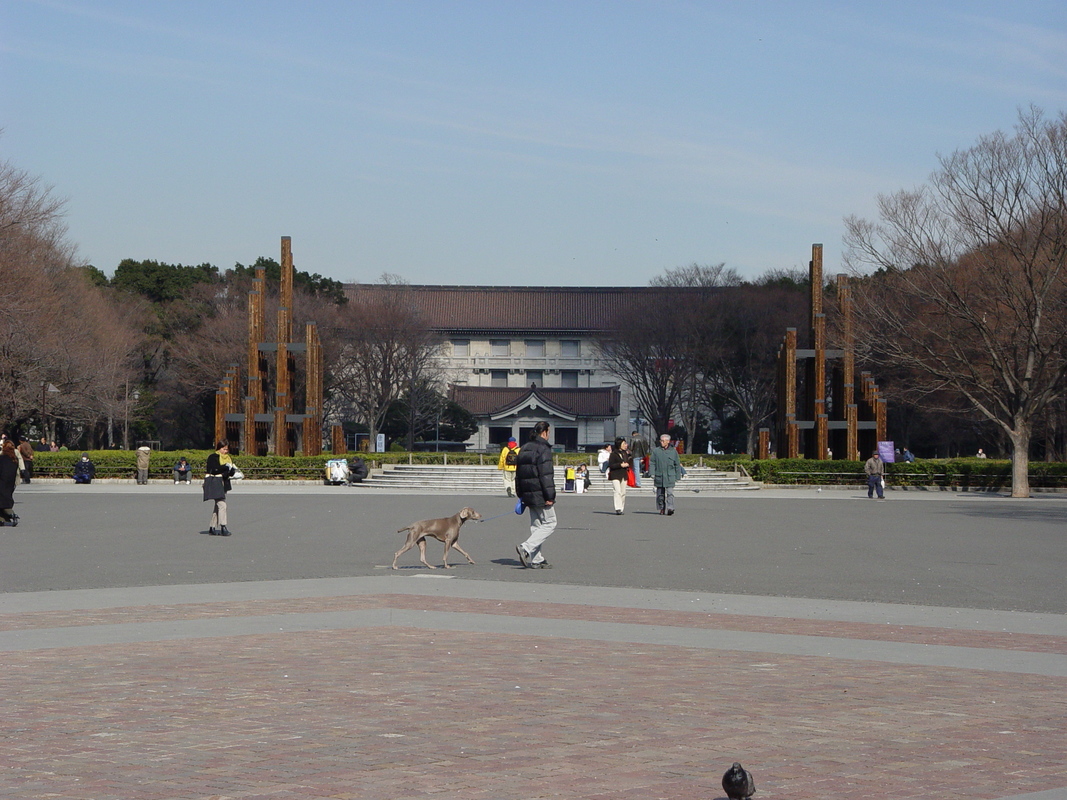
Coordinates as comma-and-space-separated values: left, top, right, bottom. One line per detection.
449, 385, 620, 418
343, 284, 716, 333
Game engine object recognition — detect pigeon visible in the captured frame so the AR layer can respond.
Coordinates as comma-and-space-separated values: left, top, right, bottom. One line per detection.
722, 762, 755, 800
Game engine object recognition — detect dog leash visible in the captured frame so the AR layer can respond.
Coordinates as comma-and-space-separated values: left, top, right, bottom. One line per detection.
475, 511, 515, 523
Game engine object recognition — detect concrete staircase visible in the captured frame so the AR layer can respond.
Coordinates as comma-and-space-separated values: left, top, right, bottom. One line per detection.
359, 464, 759, 493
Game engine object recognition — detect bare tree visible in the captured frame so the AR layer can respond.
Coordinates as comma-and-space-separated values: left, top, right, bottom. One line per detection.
599, 280, 737, 448
638, 264, 743, 451
844, 107, 1067, 497
649, 262, 742, 288
700, 282, 808, 454
0, 156, 146, 444
328, 277, 441, 449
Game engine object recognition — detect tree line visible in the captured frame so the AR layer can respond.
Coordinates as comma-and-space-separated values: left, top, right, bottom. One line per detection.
4, 107, 1066, 496
0, 166, 468, 451
604, 108, 1067, 498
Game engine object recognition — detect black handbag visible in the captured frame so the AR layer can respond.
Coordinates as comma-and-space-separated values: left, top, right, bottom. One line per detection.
202, 475, 226, 501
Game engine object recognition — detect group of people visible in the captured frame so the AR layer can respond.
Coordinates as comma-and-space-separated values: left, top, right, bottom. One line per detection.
0, 434, 60, 485
511, 423, 685, 569
73, 442, 239, 536
0, 434, 64, 525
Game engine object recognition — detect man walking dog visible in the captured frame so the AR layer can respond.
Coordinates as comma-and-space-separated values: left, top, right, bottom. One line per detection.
515, 421, 556, 569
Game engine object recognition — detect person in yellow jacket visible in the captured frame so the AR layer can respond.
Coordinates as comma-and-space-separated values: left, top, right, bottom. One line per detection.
497, 436, 520, 497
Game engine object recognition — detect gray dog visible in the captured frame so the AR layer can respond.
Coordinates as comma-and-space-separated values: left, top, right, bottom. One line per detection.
392, 507, 482, 570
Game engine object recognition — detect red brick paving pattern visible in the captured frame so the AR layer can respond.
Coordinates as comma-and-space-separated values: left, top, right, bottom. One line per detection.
1, 626, 1064, 799
1, 593, 1064, 654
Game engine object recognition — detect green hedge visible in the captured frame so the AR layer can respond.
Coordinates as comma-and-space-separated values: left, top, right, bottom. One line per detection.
29, 450, 1067, 488
31, 450, 337, 480
746, 457, 1067, 489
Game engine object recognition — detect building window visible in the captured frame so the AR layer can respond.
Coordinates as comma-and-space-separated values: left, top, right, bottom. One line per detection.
490, 339, 510, 357
560, 340, 580, 358
452, 339, 469, 357
526, 370, 544, 386
561, 370, 579, 388
525, 339, 545, 357
491, 370, 508, 387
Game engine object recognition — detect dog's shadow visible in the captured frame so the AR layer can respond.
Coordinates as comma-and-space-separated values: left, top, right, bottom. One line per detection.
389, 563, 476, 571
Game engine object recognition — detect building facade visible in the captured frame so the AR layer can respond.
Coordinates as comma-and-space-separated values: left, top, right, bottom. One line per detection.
341, 284, 668, 451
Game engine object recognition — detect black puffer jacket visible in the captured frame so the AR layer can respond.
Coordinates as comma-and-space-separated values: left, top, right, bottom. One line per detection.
515, 436, 556, 508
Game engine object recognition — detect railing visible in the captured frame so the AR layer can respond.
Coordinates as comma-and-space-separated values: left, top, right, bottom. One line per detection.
769, 470, 1052, 489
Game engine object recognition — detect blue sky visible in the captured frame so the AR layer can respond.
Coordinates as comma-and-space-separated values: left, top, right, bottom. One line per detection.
3, 1, 1066, 286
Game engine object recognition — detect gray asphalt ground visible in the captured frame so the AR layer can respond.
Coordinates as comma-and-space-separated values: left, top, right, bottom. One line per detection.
2, 481, 1064, 613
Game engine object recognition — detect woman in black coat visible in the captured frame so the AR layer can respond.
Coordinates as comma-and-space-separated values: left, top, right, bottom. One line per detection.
0, 441, 20, 526
606, 437, 632, 515
204, 441, 236, 536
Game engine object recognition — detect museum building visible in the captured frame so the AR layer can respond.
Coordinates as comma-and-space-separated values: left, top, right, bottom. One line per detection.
341, 284, 675, 451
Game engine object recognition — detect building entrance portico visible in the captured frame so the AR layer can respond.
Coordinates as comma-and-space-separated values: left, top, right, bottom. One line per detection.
452, 384, 619, 452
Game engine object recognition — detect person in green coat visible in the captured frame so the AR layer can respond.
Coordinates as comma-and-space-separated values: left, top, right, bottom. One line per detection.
649, 433, 682, 516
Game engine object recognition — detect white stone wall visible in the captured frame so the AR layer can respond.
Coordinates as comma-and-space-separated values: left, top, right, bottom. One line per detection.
434, 334, 653, 450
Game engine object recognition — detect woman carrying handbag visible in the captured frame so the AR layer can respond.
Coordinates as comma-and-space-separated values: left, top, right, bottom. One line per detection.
607, 437, 632, 515
204, 441, 239, 536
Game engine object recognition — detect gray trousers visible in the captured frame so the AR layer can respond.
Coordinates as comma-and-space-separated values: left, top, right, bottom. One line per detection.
521, 505, 556, 564
655, 486, 675, 512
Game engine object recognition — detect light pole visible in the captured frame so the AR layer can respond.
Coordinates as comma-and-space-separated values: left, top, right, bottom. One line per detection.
41, 382, 59, 441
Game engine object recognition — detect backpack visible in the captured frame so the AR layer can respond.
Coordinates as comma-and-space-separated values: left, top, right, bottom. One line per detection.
504, 447, 519, 466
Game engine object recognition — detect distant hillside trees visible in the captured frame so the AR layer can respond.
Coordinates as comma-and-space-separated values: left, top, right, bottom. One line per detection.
101, 258, 345, 449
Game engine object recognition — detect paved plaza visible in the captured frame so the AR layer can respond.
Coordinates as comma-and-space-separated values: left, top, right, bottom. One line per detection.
0, 483, 1064, 799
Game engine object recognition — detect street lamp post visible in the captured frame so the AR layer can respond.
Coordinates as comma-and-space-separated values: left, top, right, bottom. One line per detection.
41, 381, 59, 441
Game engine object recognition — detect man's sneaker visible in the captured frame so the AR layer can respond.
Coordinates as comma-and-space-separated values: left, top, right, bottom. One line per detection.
533, 560, 552, 569
515, 545, 532, 568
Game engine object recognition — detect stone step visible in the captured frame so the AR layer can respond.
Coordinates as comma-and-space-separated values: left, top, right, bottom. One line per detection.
358, 464, 759, 492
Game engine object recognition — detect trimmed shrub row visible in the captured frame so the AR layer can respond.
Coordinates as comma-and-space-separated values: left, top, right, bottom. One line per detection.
27, 450, 1067, 489
745, 457, 1067, 489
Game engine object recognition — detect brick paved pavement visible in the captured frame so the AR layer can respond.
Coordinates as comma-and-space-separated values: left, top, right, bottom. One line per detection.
1, 576, 1064, 800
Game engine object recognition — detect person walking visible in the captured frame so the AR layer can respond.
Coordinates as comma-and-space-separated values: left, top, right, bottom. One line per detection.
204, 441, 237, 536
628, 429, 648, 487
0, 441, 20, 526
17, 437, 34, 484
864, 451, 885, 499
515, 421, 556, 569
497, 437, 520, 497
650, 432, 682, 516
607, 437, 632, 515
135, 445, 151, 484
